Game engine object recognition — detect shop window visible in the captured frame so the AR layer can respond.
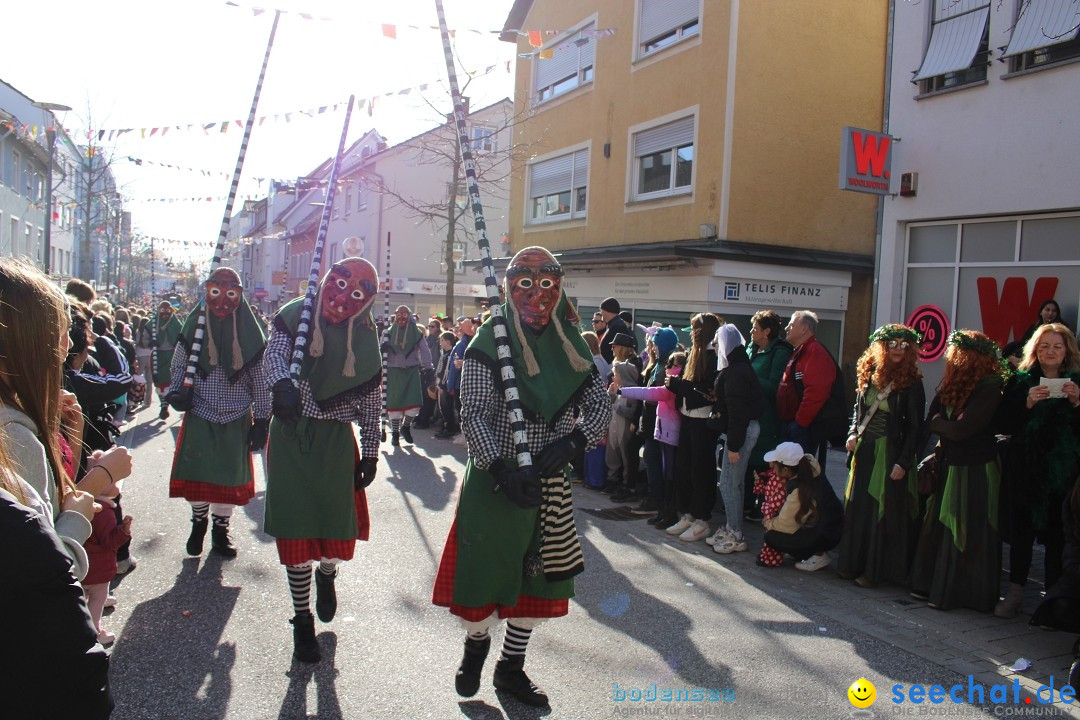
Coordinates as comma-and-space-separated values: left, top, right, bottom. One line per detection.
1020, 216, 1080, 261
908, 224, 957, 264
912, 0, 991, 93
960, 221, 1016, 262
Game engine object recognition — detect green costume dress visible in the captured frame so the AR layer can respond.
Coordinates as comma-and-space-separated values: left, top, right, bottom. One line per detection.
152, 313, 182, 388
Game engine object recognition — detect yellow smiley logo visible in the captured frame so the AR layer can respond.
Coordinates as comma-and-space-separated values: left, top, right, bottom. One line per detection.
848, 678, 876, 708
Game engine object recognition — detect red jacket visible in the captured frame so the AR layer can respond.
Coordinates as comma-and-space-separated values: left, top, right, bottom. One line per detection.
83, 500, 130, 585
776, 336, 836, 428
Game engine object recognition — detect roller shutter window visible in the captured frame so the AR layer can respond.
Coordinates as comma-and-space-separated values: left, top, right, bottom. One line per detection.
528, 149, 589, 223
912, 0, 991, 87
534, 24, 596, 104
638, 0, 700, 57
633, 116, 694, 199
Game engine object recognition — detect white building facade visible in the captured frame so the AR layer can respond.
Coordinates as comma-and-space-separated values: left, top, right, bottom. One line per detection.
877, 0, 1080, 388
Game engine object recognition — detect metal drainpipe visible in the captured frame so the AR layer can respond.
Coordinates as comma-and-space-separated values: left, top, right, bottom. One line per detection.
871, 0, 897, 329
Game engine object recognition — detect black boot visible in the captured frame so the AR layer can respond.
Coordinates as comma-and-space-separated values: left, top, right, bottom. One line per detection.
493, 655, 549, 707
401, 423, 413, 444
314, 568, 337, 622
210, 517, 237, 558
159, 404, 170, 420
186, 518, 208, 555
290, 612, 320, 663
455, 635, 490, 698
391, 431, 400, 447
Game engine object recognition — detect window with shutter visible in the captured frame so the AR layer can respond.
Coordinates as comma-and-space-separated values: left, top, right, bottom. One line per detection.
912, 0, 991, 93
638, 0, 700, 58
532, 23, 596, 105
631, 115, 695, 201
526, 148, 590, 225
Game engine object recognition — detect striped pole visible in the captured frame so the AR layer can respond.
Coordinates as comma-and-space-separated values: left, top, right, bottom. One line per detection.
433, 0, 533, 469
276, 238, 290, 307
180, 11, 281, 389
287, 96, 356, 382
380, 232, 391, 441
150, 235, 158, 384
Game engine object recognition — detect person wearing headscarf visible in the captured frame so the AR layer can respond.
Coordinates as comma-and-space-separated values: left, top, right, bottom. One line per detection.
381, 305, 432, 446
432, 247, 611, 708
707, 324, 764, 554
151, 300, 182, 420
910, 330, 1005, 612
836, 324, 925, 588
263, 258, 383, 664
165, 267, 271, 559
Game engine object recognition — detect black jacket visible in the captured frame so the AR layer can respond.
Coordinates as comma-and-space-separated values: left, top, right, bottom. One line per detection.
848, 378, 926, 471
599, 315, 631, 364
0, 489, 113, 718
923, 378, 1003, 466
667, 349, 718, 413
712, 346, 765, 451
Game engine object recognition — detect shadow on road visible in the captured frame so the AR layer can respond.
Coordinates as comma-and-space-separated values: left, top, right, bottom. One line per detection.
276, 633, 343, 719
109, 556, 240, 719
459, 697, 553, 720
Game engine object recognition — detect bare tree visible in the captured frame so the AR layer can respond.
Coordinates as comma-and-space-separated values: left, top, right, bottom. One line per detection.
362, 79, 535, 316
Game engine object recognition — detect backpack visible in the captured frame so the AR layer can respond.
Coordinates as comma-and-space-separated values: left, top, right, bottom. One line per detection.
794, 347, 850, 446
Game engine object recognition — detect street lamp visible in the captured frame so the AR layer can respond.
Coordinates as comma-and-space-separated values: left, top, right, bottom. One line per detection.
31, 101, 72, 276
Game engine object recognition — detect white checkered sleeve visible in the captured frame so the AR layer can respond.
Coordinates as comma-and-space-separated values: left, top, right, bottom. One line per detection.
460, 358, 610, 470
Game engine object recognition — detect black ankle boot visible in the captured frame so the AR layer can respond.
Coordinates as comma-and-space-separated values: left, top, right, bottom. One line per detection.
391, 431, 400, 447
493, 655, 549, 707
290, 612, 320, 663
401, 424, 413, 443
159, 405, 170, 420
186, 518, 208, 555
210, 517, 237, 558
314, 568, 337, 622
455, 635, 490, 698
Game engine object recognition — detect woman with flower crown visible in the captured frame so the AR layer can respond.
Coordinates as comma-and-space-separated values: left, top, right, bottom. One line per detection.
909, 330, 1005, 612
837, 324, 926, 588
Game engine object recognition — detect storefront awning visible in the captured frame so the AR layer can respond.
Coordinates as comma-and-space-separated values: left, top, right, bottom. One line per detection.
912, 4, 990, 81
1002, 0, 1080, 57
467, 239, 874, 274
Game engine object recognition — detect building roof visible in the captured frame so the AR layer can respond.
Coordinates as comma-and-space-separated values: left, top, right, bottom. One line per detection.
500, 0, 534, 42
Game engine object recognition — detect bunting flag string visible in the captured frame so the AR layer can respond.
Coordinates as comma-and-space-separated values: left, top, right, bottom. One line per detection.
78, 61, 511, 140
519, 27, 617, 59
222, 0, 581, 41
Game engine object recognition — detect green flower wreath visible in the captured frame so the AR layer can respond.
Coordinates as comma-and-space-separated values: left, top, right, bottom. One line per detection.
868, 324, 921, 345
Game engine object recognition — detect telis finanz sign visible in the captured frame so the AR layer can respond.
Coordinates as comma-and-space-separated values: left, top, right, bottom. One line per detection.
839, 126, 894, 196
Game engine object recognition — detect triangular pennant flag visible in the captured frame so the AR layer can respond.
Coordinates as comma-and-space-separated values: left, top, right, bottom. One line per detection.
220, 122, 229, 133
528, 30, 542, 47
382, 24, 396, 39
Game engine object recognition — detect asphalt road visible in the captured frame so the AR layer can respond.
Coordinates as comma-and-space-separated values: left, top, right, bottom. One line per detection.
102, 407, 1044, 720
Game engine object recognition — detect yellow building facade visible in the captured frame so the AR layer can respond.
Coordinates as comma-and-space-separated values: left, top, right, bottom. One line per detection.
500, 0, 887, 363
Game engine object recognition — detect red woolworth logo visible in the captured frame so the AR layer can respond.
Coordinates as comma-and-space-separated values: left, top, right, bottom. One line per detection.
838, 126, 893, 196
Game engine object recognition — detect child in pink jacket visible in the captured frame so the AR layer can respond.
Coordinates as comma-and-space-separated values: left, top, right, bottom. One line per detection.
617, 351, 686, 525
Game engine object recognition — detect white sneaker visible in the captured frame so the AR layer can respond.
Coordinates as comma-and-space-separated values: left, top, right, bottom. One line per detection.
713, 532, 748, 554
705, 526, 732, 546
104, 595, 118, 609
795, 553, 831, 572
679, 519, 710, 542
97, 629, 115, 646
665, 513, 694, 536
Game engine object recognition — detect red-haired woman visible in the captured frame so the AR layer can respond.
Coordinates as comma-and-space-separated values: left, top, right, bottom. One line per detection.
994, 323, 1080, 618
837, 324, 925, 587
910, 330, 1005, 612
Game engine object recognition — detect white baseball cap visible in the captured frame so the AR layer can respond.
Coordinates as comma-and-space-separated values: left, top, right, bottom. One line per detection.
763, 442, 805, 467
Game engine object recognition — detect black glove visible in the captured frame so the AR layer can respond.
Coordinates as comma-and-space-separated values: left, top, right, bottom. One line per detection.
380, 340, 391, 354
534, 429, 588, 477
165, 386, 193, 412
271, 378, 301, 425
489, 459, 543, 509
248, 418, 269, 452
355, 457, 378, 490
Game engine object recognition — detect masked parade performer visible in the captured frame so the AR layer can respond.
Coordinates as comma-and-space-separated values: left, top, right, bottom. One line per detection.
165, 268, 270, 559
263, 257, 382, 663
152, 300, 182, 420
381, 304, 432, 446
432, 247, 611, 707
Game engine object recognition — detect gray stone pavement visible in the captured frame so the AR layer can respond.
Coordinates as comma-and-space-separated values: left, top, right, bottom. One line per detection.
100, 405, 1079, 719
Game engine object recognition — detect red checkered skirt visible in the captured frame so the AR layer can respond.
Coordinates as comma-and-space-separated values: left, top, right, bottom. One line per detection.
432, 519, 568, 622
